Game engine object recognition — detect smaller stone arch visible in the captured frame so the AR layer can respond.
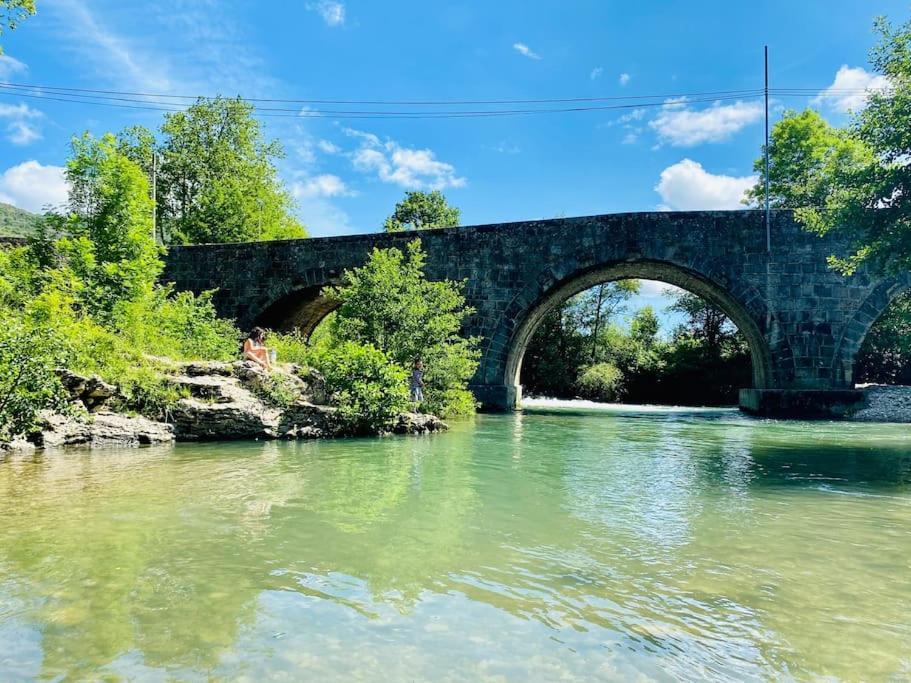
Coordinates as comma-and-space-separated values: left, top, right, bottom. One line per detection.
834, 273, 911, 385
253, 286, 339, 338
502, 260, 775, 405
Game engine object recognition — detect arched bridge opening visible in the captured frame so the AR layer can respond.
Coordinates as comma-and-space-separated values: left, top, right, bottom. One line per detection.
253, 286, 339, 338
497, 260, 775, 410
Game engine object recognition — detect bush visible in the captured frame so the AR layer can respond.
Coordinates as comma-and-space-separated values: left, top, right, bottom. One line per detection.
0, 322, 71, 440
269, 329, 314, 367
575, 363, 624, 402
313, 341, 409, 434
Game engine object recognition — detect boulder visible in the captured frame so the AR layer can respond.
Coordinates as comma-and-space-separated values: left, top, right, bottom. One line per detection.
56, 369, 118, 412
28, 410, 174, 449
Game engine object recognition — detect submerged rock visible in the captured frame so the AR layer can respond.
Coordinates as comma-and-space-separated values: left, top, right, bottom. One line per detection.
391, 412, 448, 435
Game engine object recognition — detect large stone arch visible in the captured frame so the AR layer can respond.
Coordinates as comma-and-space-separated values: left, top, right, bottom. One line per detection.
833, 272, 911, 385
492, 260, 776, 409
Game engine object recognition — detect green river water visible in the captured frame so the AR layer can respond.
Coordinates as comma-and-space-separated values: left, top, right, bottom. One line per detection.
1, 402, 911, 681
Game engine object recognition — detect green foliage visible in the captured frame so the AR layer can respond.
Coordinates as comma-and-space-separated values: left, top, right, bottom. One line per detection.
45, 132, 162, 320
855, 290, 911, 384
269, 329, 315, 367
630, 306, 659, 348
383, 191, 460, 232
0, 202, 41, 237
749, 18, 911, 275
0, 321, 70, 440
0, 0, 34, 53
325, 239, 479, 416
140, 97, 307, 244
251, 372, 302, 409
575, 363, 624, 402
314, 341, 410, 434
745, 109, 872, 209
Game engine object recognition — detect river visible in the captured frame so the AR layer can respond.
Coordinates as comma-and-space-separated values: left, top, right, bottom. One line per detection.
1, 402, 910, 681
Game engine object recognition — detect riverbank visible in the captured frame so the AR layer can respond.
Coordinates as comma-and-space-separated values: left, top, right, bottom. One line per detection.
2, 360, 446, 451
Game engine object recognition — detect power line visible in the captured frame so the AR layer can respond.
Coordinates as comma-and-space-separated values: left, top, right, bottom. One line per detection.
0, 85, 766, 119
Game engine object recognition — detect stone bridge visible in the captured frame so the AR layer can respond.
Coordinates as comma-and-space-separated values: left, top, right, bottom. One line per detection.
162, 210, 910, 416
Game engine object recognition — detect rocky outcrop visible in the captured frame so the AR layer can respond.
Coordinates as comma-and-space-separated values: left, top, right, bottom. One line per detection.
27, 411, 175, 448
852, 385, 911, 423
5, 361, 447, 451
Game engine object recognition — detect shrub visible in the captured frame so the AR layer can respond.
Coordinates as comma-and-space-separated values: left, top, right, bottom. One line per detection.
575, 363, 624, 402
269, 329, 314, 367
313, 341, 409, 434
0, 322, 71, 441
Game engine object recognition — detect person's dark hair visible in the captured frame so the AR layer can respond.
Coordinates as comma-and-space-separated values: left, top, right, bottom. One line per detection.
249, 327, 266, 343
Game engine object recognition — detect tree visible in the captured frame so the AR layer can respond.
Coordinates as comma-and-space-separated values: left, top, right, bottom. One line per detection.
757, 17, 911, 275
667, 290, 733, 350
630, 306, 659, 348
0, 0, 34, 53
50, 132, 162, 318
138, 97, 306, 244
570, 280, 640, 362
383, 191, 460, 232
745, 109, 872, 209
325, 239, 480, 416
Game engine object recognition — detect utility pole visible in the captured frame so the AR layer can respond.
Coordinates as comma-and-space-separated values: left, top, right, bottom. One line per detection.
764, 45, 771, 254
151, 151, 158, 244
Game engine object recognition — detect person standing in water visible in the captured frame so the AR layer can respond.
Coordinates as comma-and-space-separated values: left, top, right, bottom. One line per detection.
243, 327, 274, 371
410, 358, 425, 404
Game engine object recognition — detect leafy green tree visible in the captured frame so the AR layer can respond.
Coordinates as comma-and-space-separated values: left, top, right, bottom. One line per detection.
50, 132, 162, 319
630, 305, 659, 348
325, 239, 480, 416
0, 0, 34, 53
667, 290, 735, 351
571, 280, 639, 362
383, 190, 460, 232
745, 109, 872, 209
753, 18, 911, 275
146, 97, 306, 244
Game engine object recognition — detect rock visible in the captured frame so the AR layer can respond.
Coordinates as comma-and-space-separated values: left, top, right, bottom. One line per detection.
292, 366, 329, 405
278, 401, 336, 439
852, 385, 911, 423
391, 412, 448, 435
28, 410, 174, 448
56, 369, 117, 412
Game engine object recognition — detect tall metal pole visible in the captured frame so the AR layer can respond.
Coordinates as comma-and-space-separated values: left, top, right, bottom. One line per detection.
151, 151, 158, 244
764, 45, 771, 254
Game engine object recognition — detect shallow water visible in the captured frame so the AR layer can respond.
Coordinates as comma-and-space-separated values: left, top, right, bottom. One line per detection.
1, 404, 910, 681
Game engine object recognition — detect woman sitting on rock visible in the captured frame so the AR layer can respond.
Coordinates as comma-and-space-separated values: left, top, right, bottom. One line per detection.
243, 327, 274, 371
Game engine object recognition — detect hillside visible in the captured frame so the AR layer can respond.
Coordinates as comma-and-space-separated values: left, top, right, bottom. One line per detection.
0, 202, 40, 237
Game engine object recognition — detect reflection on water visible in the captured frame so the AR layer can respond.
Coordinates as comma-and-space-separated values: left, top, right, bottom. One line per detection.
1, 406, 911, 681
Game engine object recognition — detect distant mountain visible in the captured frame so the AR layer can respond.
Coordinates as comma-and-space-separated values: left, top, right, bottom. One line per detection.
0, 202, 41, 237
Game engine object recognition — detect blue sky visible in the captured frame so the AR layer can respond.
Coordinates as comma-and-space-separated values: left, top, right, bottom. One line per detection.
0, 0, 905, 329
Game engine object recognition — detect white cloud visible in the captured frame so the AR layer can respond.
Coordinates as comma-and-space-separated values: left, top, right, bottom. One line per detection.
811, 65, 890, 114
0, 161, 69, 213
345, 128, 466, 190
649, 99, 763, 147
621, 132, 638, 145
291, 174, 353, 199
655, 159, 755, 210
316, 139, 341, 154
0, 54, 27, 79
0, 103, 43, 146
619, 72, 631, 86
307, 1, 345, 27
513, 42, 541, 60
590, 66, 603, 80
